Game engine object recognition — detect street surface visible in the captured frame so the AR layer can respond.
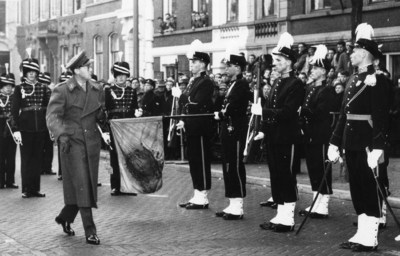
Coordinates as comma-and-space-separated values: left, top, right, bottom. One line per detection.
0, 149, 400, 256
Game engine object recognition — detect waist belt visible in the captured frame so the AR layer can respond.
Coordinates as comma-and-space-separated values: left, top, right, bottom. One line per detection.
21, 106, 47, 112
347, 114, 373, 128
109, 108, 132, 114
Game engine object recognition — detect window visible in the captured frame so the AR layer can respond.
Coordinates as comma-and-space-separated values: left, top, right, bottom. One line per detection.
109, 33, 119, 67
193, 0, 209, 13
227, 0, 238, 22
0, 1, 5, 33
312, 0, 331, 10
163, 0, 177, 17
94, 35, 103, 79
262, 0, 277, 16
30, 0, 39, 23
17, 0, 22, 24
60, 46, 69, 67
51, 0, 61, 18
74, 0, 81, 13
62, 0, 73, 16
40, 0, 50, 20
73, 44, 81, 56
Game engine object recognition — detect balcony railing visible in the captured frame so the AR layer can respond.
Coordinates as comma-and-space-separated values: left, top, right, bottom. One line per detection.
220, 26, 240, 39
255, 22, 278, 38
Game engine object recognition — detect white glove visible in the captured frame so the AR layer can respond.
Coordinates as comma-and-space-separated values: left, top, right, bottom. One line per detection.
102, 132, 111, 145
251, 101, 262, 116
367, 149, 383, 169
13, 131, 22, 144
172, 86, 182, 98
214, 112, 220, 120
254, 132, 264, 141
135, 108, 143, 117
176, 120, 184, 130
327, 144, 340, 162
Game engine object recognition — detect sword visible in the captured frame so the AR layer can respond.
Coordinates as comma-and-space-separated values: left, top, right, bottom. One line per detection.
366, 148, 400, 241
296, 160, 332, 235
6, 121, 22, 146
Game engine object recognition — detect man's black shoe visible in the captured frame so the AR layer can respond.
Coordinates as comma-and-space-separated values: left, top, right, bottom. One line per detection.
179, 202, 189, 208
111, 189, 120, 196
273, 224, 295, 233
55, 216, 75, 236
352, 221, 386, 229
260, 201, 275, 207
351, 244, 378, 252
58, 176, 63, 181
185, 203, 208, 210
22, 192, 32, 198
298, 209, 310, 217
86, 234, 100, 245
259, 222, 276, 230
215, 211, 225, 217
32, 192, 46, 197
339, 241, 357, 249
5, 184, 19, 189
223, 213, 243, 220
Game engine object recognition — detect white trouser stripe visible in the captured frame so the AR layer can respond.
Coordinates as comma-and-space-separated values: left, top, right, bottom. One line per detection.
200, 136, 206, 189
237, 141, 244, 198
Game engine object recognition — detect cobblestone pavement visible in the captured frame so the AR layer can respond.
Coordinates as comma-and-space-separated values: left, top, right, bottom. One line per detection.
1, 149, 400, 255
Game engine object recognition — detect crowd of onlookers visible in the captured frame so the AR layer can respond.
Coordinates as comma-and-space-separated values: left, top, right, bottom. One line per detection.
157, 11, 209, 33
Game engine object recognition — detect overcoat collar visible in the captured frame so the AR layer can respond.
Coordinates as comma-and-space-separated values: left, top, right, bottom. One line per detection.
66, 76, 100, 92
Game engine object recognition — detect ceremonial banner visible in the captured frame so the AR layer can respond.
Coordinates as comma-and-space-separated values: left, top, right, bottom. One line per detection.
110, 116, 164, 194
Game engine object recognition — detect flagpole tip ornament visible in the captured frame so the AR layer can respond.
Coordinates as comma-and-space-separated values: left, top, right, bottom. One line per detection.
272, 32, 297, 63
355, 23, 382, 58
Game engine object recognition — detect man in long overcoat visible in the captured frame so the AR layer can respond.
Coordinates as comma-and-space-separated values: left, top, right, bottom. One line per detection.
46, 51, 106, 245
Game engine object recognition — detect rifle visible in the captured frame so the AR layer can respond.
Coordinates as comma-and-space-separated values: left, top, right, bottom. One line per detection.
243, 55, 262, 163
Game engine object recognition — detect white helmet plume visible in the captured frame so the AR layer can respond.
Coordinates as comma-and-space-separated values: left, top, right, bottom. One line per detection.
310, 45, 328, 66
61, 64, 66, 73
225, 43, 240, 60
5, 63, 9, 74
41, 64, 45, 73
276, 32, 294, 51
118, 51, 123, 62
356, 23, 374, 42
26, 48, 32, 59
186, 39, 203, 59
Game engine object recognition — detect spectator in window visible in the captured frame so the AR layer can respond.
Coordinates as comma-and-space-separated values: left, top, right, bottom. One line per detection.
165, 17, 176, 32
157, 17, 167, 33
332, 41, 345, 73
195, 13, 203, 28
191, 11, 197, 29
326, 48, 336, 63
200, 12, 209, 27
294, 43, 308, 73
337, 41, 354, 74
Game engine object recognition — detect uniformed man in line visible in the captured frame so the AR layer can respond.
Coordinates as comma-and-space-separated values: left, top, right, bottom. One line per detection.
214, 53, 249, 220
173, 40, 214, 209
11, 49, 51, 198
137, 79, 162, 117
297, 45, 335, 218
105, 56, 138, 196
0, 68, 18, 189
38, 71, 56, 175
251, 32, 305, 232
328, 23, 389, 252
47, 50, 106, 245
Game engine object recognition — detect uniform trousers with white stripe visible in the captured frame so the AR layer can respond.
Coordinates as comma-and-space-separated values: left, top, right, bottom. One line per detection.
186, 136, 211, 190
305, 143, 332, 195
266, 144, 298, 204
221, 138, 246, 198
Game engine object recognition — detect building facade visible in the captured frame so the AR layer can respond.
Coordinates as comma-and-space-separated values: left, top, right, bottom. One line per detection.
152, 0, 400, 80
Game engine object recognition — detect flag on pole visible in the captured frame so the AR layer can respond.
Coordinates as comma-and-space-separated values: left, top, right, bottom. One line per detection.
110, 116, 164, 194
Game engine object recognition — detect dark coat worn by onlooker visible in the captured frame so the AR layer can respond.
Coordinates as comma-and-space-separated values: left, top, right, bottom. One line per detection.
46, 77, 104, 208
140, 90, 162, 117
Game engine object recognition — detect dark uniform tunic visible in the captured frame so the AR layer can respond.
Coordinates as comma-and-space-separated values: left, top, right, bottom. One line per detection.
105, 84, 138, 192
330, 65, 389, 218
261, 71, 305, 205
140, 90, 162, 117
217, 74, 248, 198
178, 71, 214, 191
11, 81, 51, 194
299, 81, 334, 194
0, 93, 17, 187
